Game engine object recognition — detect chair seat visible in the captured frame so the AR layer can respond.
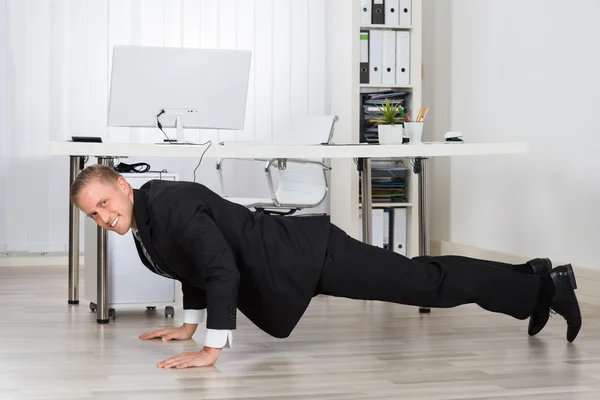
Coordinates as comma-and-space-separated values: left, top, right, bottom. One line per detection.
223, 196, 276, 208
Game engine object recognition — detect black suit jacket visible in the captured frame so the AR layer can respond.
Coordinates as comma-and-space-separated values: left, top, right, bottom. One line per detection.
132, 179, 331, 338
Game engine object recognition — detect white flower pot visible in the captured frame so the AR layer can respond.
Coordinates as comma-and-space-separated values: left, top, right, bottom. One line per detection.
377, 124, 405, 145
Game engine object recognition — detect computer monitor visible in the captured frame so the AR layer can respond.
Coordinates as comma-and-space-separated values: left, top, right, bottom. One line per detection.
107, 45, 252, 143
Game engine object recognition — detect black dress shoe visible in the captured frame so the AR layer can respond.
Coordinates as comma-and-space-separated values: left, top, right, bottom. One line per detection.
549, 264, 582, 342
527, 258, 552, 336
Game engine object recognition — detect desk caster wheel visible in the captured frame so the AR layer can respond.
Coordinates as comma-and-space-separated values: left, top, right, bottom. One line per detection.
146, 306, 156, 310
90, 302, 97, 312
419, 307, 431, 314
165, 306, 174, 318
109, 308, 116, 320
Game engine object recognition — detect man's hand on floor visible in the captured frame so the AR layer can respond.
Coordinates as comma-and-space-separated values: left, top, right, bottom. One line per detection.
139, 323, 198, 342
157, 347, 222, 369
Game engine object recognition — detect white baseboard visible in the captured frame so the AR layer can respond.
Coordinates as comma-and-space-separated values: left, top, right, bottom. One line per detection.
431, 240, 600, 306
0, 254, 85, 267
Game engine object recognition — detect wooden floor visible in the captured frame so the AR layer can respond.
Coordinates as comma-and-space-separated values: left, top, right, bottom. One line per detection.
2, 265, 600, 400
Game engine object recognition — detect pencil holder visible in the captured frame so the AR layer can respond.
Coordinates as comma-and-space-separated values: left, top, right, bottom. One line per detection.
404, 122, 423, 144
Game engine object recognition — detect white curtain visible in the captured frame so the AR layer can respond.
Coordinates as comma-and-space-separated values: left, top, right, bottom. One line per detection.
0, 0, 329, 253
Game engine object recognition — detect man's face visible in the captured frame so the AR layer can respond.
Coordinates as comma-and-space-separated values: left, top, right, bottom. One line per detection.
76, 177, 135, 235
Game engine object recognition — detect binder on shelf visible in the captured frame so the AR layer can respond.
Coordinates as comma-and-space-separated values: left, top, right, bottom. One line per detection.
358, 208, 385, 249
385, 0, 399, 26
392, 208, 407, 256
360, 0, 372, 25
399, 0, 412, 26
383, 208, 392, 250
360, 31, 370, 84
372, 0, 385, 24
382, 30, 396, 85
395, 31, 410, 86
357, 207, 407, 255
369, 30, 383, 85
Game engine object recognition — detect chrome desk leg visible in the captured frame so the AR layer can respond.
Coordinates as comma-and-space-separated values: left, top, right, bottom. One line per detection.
96, 157, 111, 323
413, 157, 431, 313
360, 158, 373, 244
68, 156, 83, 305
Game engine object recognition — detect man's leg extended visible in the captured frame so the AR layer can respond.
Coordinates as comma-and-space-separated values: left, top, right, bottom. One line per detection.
319, 224, 541, 320
413, 255, 548, 275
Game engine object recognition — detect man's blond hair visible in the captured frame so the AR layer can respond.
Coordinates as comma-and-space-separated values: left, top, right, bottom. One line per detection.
70, 164, 123, 206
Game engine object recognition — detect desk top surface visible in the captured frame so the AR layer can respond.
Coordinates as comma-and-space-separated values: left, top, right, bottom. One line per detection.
49, 141, 528, 159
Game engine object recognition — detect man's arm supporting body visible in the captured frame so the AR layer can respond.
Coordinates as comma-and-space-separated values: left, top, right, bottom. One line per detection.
144, 207, 240, 369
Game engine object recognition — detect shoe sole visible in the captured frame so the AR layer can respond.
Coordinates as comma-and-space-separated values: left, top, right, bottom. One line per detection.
566, 263, 578, 290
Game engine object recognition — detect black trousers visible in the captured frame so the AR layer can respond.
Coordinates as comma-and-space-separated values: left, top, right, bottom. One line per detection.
318, 224, 541, 320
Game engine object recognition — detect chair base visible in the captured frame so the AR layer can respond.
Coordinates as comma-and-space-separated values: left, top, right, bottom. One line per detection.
255, 208, 299, 216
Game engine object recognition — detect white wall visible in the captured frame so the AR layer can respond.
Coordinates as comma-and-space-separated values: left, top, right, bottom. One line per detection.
0, 0, 330, 253
325, 0, 360, 238
422, 0, 452, 242
427, 0, 600, 270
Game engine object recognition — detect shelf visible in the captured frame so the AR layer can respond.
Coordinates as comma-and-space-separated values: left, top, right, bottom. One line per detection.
360, 25, 413, 30
359, 202, 413, 208
360, 84, 413, 89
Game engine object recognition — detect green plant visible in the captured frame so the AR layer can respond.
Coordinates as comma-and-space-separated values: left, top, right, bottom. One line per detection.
377, 98, 405, 125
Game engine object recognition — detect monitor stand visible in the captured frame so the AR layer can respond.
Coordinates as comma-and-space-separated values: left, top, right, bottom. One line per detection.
156, 112, 197, 145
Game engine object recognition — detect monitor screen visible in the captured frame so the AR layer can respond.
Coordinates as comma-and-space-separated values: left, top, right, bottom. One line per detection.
107, 45, 251, 131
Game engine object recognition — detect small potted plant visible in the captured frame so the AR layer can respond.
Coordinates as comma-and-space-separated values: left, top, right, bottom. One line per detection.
375, 99, 406, 144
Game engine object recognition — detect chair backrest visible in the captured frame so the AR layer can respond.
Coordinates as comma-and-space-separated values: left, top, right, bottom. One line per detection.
273, 115, 337, 207
281, 115, 338, 144
275, 162, 328, 206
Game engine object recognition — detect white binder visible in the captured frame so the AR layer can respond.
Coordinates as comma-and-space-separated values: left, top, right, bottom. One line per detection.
385, 0, 399, 26
382, 30, 396, 85
358, 209, 385, 249
360, 0, 372, 25
399, 0, 412, 26
369, 30, 383, 84
392, 208, 407, 256
395, 31, 410, 86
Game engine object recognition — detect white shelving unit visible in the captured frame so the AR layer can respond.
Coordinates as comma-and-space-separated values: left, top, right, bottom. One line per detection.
325, 0, 422, 256
360, 24, 413, 30
360, 84, 414, 89
357, 0, 423, 258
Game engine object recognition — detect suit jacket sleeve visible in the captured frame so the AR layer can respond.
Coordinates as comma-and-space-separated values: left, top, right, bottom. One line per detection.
182, 284, 207, 310
175, 207, 240, 330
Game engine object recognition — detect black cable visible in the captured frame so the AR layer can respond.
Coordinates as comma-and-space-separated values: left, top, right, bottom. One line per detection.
156, 109, 212, 182
114, 162, 151, 173
193, 140, 212, 183
156, 109, 171, 142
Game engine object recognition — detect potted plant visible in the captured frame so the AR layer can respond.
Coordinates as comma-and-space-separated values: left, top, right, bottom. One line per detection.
375, 99, 405, 144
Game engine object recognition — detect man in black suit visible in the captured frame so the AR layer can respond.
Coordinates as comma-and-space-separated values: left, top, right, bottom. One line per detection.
70, 164, 581, 369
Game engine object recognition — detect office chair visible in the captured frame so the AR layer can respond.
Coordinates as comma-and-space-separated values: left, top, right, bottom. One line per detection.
216, 115, 338, 215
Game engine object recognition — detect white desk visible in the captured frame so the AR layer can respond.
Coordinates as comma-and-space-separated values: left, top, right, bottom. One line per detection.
50, 140, 528, 322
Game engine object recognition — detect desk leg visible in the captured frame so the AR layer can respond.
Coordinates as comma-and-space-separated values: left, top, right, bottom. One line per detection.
68, 156, 83, 305
96, 157, 111, 324
414, 157, 431, 313
359, 158, 372, 244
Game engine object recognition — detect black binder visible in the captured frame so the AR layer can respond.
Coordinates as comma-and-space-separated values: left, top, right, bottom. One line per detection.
372, 0, 385, 24
360, 31, 370, 84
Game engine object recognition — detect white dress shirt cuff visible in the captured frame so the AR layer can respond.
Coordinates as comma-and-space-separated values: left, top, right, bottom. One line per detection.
205, 329, 232, 348
183, 309, 205, 325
